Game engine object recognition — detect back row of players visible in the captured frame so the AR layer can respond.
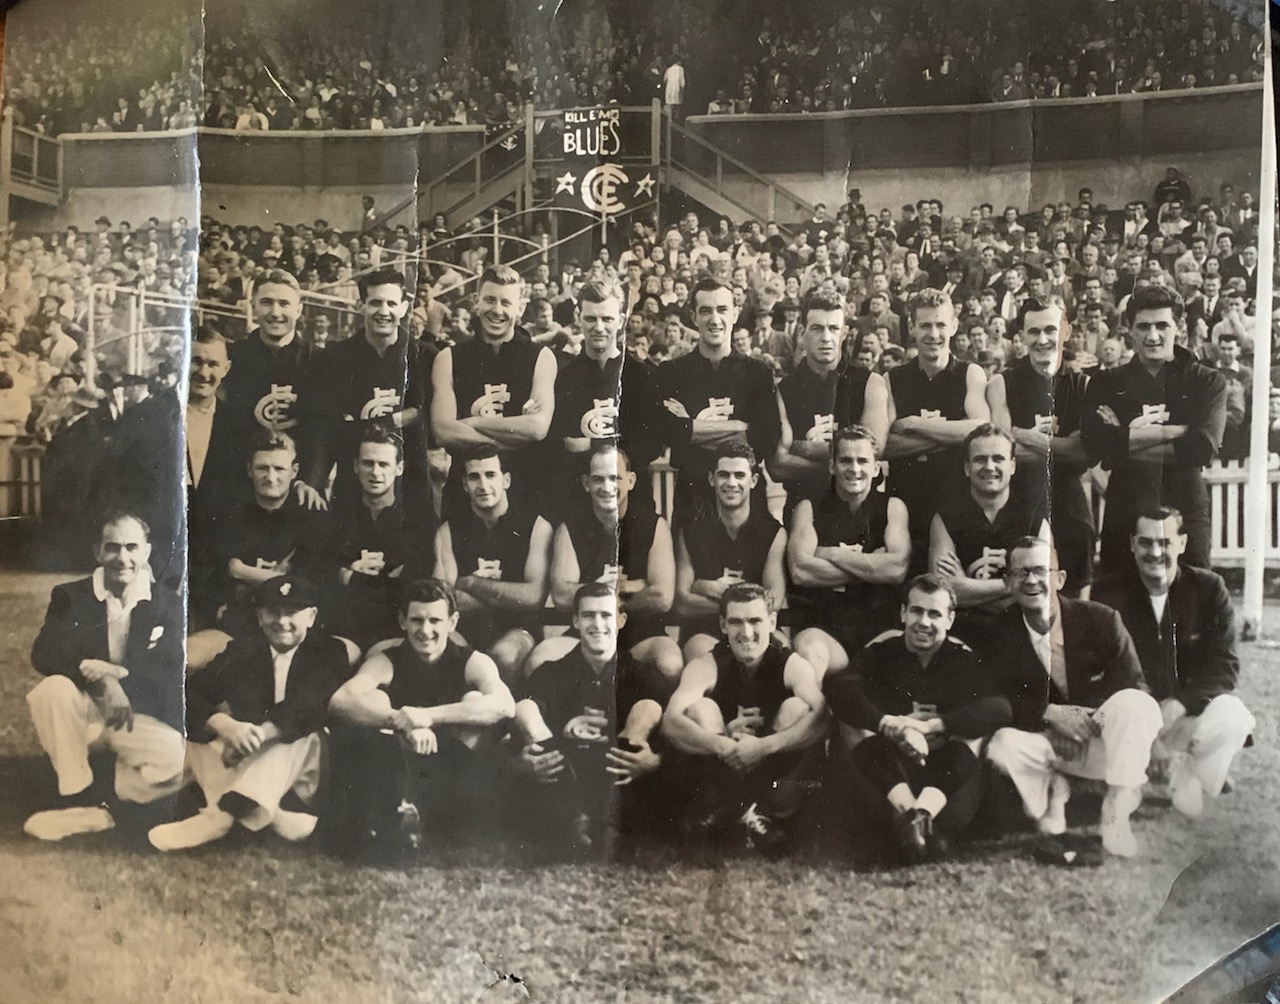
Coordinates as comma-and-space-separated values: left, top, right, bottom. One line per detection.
65, 262, 1242, 861
186, 263, 1226, 669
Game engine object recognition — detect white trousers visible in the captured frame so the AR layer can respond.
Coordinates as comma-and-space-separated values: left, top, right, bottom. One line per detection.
27, 675, 186, 803
185, 733, 323, 831
987, 688, 1163, 819
1157, 694, 1255, 797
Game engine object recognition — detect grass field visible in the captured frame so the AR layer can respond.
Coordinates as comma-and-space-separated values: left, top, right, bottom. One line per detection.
1, 570, 1278, 1003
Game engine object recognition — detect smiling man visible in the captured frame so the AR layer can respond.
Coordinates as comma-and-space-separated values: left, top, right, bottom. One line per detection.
986, 536, 1161, 858
663, 583, 828, 853
884, 288, 991, 561
770, 288, 889, 514
514, 583, 670, 856
1081, 285, 1227, 573
317, 267, 431, 506
433, 446, 553, 682
929, 424, 1048, 651
823, 575, 1011, 864
24, 511, 186, 843
149, 575, 350, 852
1092, 508, 1255, 820
673, 442, 787, 661
327, 578, 515, 861
652, 276, 781, 521
986, 297, 1094, 595
789, 425, 911, 680
430, 264, 557, 509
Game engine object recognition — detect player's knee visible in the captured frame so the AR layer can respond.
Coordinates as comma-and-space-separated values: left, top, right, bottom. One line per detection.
27, 673, 81, 711
1102, 687, 1161, 727
685, 697, 725, 734
648, 637, 684, 683
334, 636, 363, 667
681, 633, 716, 664
1198, 693, 1256, 740
773, 695, 811, 733
186, 629, 232, 673
985, 727, 1021, 768
491, 630, 536, 678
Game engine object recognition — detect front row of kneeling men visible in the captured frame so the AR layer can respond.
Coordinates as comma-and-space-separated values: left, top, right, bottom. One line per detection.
23, 507, 1253, 863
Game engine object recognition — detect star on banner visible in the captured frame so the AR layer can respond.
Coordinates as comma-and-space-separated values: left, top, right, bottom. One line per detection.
555, 172, 577, 194
634, 173, 656, 197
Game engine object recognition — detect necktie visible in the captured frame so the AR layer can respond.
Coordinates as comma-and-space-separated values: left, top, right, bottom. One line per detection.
1049, 636, 1069, 701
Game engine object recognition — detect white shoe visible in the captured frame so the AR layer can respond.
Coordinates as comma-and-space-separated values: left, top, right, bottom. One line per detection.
1169, 754, 1205, 817
24, 805, 115, 841
1037, 774, 1071, 835
148, 807, 234, 851
1100, 786, 1141, 858
270, 809, 318, 842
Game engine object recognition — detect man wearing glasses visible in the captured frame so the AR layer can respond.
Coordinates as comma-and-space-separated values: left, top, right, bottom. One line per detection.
986, 536, 1162, 857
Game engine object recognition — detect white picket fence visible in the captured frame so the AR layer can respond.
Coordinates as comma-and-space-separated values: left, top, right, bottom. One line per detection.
647, 455, 1280, 569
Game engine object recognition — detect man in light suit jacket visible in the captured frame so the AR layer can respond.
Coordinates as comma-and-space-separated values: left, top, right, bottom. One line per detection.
24, 511, 187, 842
148, 575, 351, 851
986, 536, 1162, 857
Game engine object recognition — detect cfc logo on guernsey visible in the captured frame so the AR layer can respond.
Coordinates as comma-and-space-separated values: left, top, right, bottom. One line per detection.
254, 384, 299, 431
695, 397, 735, 421
360, 388, 402, 420
580, 398, 619, 438
470, 383, 512, 418
967, 547, 1008, 580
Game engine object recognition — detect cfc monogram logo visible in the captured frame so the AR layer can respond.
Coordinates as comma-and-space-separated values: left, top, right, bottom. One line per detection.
361, 387, 402, 420
254, 384, 298, 431
695, 397, 735, 421
580, 398, 619, 438
474, 558, 503, 580
470, 383, 511, 419
967, 547, 1008, 580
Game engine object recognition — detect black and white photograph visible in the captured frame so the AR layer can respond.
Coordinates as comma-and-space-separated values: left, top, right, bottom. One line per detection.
0, 0, 1277, 999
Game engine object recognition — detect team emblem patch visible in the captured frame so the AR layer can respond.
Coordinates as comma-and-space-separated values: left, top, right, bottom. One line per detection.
967, 546, 1008, 580
361, 387, 402, 420
470, 383, 511, 418
254, 384, 298, 430
580, 398, 619, 438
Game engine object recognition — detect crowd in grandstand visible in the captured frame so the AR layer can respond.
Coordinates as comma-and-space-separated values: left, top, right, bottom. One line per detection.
10, 152, 1268, 869
4, 0, 1263, 136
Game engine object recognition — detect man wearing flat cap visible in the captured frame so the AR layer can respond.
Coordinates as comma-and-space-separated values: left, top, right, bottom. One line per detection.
148, 575, 350, 851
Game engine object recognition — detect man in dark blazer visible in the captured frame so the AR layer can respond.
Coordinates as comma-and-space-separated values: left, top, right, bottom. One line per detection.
24, 511, 186, 842
148, 575, 351, 851
986, 536, 1162, 857
1091, 507, 1255, 819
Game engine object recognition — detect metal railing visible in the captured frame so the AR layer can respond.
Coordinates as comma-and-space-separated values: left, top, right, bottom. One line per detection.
10, 124, 60, 190
666, 117, 814, 227
419, 122, 527, 223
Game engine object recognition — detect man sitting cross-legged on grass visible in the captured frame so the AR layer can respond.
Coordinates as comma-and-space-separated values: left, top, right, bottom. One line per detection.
823, 574, 1012, 864
985, 536, 1162, 859
326, 578, 515, 861
662, 582, 828, 854
24, 510, 186, 843
512, 583, 669, 856
148, 576, 350, 851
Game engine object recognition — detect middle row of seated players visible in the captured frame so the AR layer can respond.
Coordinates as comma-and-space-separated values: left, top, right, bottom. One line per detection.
186, 264, 1227, 638
147, 517, 1252, 863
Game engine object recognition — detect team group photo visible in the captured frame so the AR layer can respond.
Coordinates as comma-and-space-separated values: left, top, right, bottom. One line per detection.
0, 0, 1277, 1000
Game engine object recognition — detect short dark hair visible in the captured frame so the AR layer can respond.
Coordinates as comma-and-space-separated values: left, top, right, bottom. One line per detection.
903, 573, 956, 614
357, 422, 404, 462
964, 422, 1016, 455
799, 287, 846, 327
1124, 284, 1185, 325
478, 264, 523, 289
98, 509, 151, 541
907, 288, 954, 325
713, 440, 757, 468
691, 276, 733, 306
1007, 534, 1058, 571
357, 267, 407, 301
253, 269, 301, 294
719, 581, 772, 617
572, 581, 616, 617
832, 423, 880, 457
460, 444, 504, 471
578, 280, 621, 306
1134, 506, 1185, 535
1017, 296, 1066, 328
398, 578, 458, 616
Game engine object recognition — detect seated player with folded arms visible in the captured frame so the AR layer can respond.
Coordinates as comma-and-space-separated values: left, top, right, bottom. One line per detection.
789, 425, 911, 681
327, 578, 515, 860
433, 445, 553, 682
